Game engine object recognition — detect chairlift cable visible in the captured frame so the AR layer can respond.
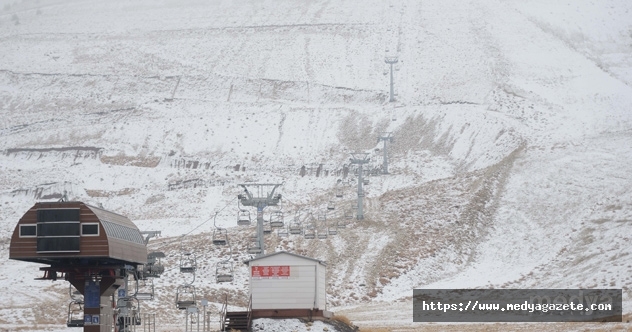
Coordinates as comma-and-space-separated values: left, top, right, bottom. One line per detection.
151, 196, 238, 252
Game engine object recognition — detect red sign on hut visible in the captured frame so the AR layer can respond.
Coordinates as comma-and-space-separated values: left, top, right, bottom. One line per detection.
251, 265, 290, 278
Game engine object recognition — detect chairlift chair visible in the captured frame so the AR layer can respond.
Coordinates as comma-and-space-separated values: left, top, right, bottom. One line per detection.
175, 284, 197, 310
117, 297, 142, 328
118, 314, 142, 330
344, 209, 354, 220
179, 252, 197, 273
212, 228, 228, 246
317, 229, 328, 239
263, 222, 272, 234
335, 188, 343, 198
289, 221, 302, 235
66, 298, 84, 327
247, 236, 262, 254
143, 263, 165, 278
270, 210, 284, 228
237, 209, 251, 226
337, 220, 347, 229
247, 244, 262, 254
215, 261, 234, 283
133, 278, 155, 301
328, 227, 338, 236
327, 201, 335, 210
277, 226, 288, 237
146, 251, 165, 263
144, 252, 166, 278
304, 224, 316, 239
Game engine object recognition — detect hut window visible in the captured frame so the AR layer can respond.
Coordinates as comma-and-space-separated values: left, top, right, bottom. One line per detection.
36, 208, 80, 253
37, 222, 80, 236
37, 237, 80, 253
19, 225, 37, 237
81, 223, 99, 236
37, 208, 80, 222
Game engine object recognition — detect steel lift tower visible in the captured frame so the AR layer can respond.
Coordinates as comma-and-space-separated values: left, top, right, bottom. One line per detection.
349, 152, 370, 220
238, 183, 282, 257
385, 56, 399, 102
378, 132, 393, 174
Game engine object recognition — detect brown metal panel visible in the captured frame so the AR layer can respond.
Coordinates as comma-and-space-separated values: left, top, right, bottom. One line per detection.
107, 238, 147, 264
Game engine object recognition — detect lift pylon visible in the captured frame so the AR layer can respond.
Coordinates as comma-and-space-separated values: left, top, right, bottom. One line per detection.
378, 132, 393, 174
237, 183, 282, 257
350, 152, 370, 220
385, 56, 399, 102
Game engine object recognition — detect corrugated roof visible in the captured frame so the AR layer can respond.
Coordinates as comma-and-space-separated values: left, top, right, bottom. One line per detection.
85, 204, 137, 228
85, 204, 145, 245
244, 251, 327, 266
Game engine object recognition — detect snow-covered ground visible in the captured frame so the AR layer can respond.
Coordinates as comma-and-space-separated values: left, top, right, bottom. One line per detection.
1, 0, 632, 331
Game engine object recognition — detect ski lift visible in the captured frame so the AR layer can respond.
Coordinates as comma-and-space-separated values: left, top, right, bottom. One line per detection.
237, 209, 251, 226
335, 187, 343, 198
316, 213, 328, 239
328, 226, 338, 236
118, 314, 142, 331
304, 223, 316, 239
67, 300, 84, 327
143, 251, 166, 278
247, 244, 262, 254
67, 285, 84, 327
344, 209, 354, 220
327, 201, 335, 210
212, 228, 228, 246
270, 210, 284, 228
117, 297, 142, 329
175, 284, 197, 310
215, 260, 234, 283
247, 236, 262, 254
277, 227, 288, 237
212, 212, 229, 245
363, 178, 369, 185
317, 229, 328, 239
289, 221, 302, 235
179, 252, 197, 274
263, 222, 272, 234
337, 219, 347, 229
134, 279, 155, 301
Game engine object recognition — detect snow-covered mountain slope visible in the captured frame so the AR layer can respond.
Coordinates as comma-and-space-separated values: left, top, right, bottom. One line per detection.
1, 0, 631, 330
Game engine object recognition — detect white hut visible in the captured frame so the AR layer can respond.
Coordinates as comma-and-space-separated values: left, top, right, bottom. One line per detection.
246, 251, 330, 317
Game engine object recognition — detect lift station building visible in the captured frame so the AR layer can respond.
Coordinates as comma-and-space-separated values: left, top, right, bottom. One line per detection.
246, 251, 331, 318
9, 201, 149, 332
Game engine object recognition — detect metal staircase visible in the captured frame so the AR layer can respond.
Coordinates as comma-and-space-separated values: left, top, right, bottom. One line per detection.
220, 295, 252, 331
